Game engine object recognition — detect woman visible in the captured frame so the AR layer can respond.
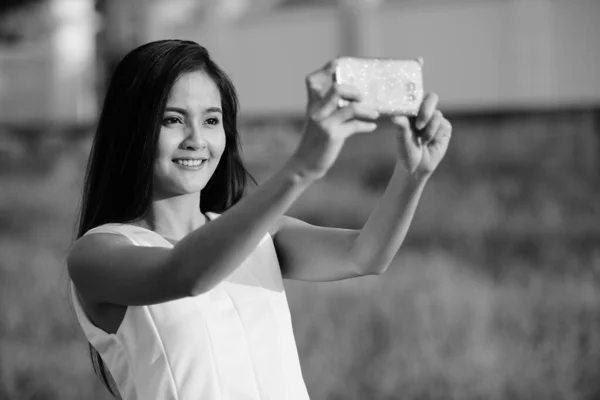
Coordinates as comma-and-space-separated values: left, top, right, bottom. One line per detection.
67, 39, 452, 399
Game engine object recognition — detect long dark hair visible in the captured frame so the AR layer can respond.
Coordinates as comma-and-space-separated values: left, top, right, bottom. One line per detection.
74, 39, 256, 396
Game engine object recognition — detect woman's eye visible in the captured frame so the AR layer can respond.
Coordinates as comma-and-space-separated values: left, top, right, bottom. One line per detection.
163, 116, 182, 126
205, 117, 220, 126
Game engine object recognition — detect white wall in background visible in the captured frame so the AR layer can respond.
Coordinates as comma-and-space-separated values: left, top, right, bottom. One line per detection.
0, 45, 54, 124
1, 0, 598, 124
0, 0, 96, 125
149, 0, 600, 116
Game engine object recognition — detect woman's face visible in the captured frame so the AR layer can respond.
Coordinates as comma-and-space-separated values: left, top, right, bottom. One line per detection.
153, 70, 226, 198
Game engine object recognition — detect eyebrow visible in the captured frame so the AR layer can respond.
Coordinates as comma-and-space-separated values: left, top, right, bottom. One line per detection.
165, 106, 222, 115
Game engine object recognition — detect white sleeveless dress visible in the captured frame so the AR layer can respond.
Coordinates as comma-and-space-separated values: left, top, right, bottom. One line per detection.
70, 212, 311, 400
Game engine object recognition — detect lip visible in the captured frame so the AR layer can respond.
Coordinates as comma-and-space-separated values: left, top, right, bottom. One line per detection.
172, 158, 208, 170
172, 157, 208, 162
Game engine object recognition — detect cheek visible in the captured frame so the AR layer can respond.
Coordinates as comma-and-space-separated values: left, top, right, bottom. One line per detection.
214, 131, 227, 158
155, 133, 169, 159
156, 133, 178, 162
154, 150, 170, 172
220, 135, 227, 156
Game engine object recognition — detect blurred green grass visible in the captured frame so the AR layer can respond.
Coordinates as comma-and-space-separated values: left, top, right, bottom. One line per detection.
1, 109, 599, 399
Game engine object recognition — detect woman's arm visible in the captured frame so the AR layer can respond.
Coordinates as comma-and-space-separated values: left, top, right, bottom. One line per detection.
273, 92, 453, 281
350, 165, 427, 275
68, 161, 312, 306
68, 63, 381, 306
274, 166, 426, 281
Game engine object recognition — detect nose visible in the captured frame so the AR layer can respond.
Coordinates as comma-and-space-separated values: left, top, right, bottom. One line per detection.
182, 122, 208, 150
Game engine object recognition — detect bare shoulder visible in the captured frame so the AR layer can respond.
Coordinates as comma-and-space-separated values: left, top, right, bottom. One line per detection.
67, 229, 177, 306
67, 232, 134, 295
68, 231, 133, 274
68, 233, 138, 332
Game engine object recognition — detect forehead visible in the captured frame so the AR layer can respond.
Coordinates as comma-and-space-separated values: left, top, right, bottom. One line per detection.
167, 71, 221, 106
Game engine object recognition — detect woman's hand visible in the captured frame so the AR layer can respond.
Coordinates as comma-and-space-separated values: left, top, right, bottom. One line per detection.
392, 92, 452, 180
289, 61, 380, 181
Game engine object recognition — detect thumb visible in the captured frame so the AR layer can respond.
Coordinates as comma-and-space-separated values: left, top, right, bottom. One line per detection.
392, 115, 419, 148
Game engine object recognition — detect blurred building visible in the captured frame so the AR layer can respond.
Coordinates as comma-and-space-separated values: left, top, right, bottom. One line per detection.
148, 0, 600, 117
0, 0, 97, 126
0, 0, 599, 124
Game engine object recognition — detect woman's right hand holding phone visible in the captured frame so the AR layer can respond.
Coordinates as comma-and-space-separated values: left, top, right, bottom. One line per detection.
289, 61, 380, 181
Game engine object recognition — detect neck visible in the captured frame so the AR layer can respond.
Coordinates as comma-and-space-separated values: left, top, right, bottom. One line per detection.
139, 191, 206, 241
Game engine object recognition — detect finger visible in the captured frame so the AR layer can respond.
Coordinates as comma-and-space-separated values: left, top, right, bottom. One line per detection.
335, 83, 364, 110
314, 83, 365, 120
429, 119, 452, 156
415, 92, 439, 130
392, 115, 419, 148
416, 56, 424, 67
442, 118, 453, 138
332, 102, 379, 123
343, 120, 378, 136
312, 83, 342, 120
305, 59, 338, 103
336, 83, 363, 103
391, 115, 410, 129
434, 119, 453, 146
420, 110, 444, 144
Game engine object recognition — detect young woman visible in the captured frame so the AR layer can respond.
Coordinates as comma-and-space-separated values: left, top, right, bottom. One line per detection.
67, 39, 452, 399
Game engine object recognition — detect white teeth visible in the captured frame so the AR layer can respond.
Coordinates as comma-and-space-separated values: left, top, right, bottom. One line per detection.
175, 159, 204, 167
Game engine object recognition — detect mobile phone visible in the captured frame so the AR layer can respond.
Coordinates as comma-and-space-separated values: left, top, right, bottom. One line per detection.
334, 57, 424, 117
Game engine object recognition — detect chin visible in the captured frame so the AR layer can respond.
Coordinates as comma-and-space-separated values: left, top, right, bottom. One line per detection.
158, 181, 205, 197
179, 183, 206, 195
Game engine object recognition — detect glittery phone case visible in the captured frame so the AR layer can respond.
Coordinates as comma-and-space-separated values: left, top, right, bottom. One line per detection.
334, 57, 424, 116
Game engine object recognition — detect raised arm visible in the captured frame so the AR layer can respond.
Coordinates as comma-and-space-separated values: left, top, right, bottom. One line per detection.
68, 162, 312, 306
272, 92, 453, 281
352, 93, 452, 274
68, 61, 381, 306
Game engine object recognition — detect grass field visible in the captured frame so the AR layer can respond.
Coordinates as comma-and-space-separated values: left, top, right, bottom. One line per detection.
1, 113, 599, 399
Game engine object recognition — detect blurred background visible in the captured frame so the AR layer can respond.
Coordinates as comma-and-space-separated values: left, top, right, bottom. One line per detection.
1, 0, 599, 399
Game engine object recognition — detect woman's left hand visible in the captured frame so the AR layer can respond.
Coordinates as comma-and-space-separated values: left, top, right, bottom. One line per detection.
392, 92, 452, 180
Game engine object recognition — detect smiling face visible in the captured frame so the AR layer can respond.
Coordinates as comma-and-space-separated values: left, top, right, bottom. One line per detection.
153, 70, 226, 198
